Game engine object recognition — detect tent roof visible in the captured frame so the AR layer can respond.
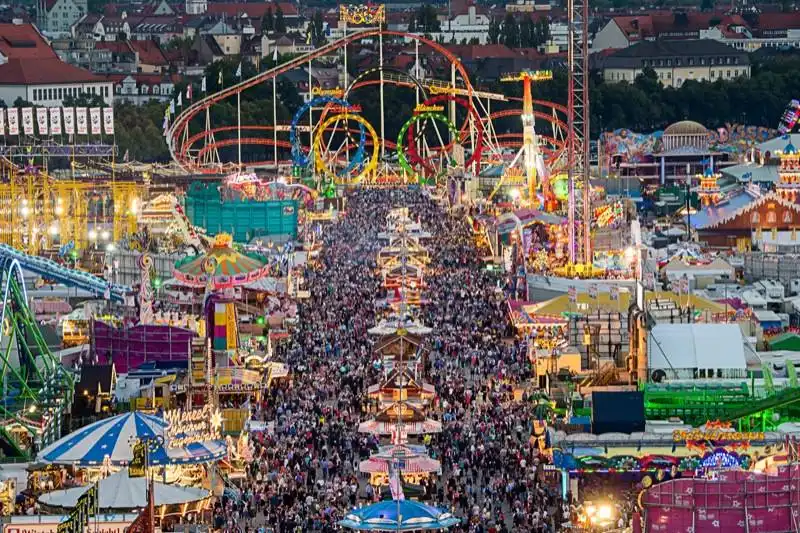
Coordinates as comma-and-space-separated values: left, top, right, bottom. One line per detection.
648, 323, 748, 371
38, 469, 209, 509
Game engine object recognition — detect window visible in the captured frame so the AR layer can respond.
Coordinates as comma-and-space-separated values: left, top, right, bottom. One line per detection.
767, 210, 777, 223
727, 57, 731, 64
700, 57, 705, 65
57, 88, 62, 99
727, 70, 731, 77
784, 211, 793, 223
751, 212, 760, 224
667, 58, 672, 66
688, 57, 694, 66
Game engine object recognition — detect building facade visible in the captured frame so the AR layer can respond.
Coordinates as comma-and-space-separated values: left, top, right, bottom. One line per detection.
599, 39, 750, 87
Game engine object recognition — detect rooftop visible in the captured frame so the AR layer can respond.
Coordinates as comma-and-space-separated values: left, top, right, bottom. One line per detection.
0, 57, 105, 85
0, 23, 57, 60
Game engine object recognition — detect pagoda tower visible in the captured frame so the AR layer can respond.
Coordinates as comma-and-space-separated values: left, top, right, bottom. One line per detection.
776, 142, 800, 202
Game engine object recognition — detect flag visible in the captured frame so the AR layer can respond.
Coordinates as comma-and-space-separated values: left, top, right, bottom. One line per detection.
0, 108, 4, 136
129, 441, 147, 478
177, 93, 183, 107
89, 107, 101, 135
123, 149, 130, 162
186, 84, 192, 101
306, 30, 312, 45
169, 99, 175, 115
235, 62, 242, 78
201, 76, 206, 93
36, 107, 48, 135
103, 107, 114, 135
218, 69, 223, 87
7, 108, 18, 135
63, 107, 74, 135
76, 107, 88, 135
49, 107, 62, 135
272, 47, 278, 62
388, 466, 405, 500
21, 107, 34, 135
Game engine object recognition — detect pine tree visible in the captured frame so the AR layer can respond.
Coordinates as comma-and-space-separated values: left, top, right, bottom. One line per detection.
275, 5, 286, 33
502, 13, 519, 48
262, 6, 274, 32
488, 18, 501, 45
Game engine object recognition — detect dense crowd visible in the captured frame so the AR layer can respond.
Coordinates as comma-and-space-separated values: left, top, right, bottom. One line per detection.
213, 189, 563, 532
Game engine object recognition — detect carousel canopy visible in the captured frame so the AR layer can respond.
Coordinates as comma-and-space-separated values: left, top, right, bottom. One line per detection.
38, 469, 210, 510
368, 316, 432, 337
340, 501, 459, 531
359, 444, 441, 474
37, 412, 226, 466
173, 233, 272, 289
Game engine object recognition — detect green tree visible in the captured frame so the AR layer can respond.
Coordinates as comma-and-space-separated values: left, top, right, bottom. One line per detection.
502, 13, 519, 48
415, 4, 440, 32
535, 18, 550, 46
520, 15, 534, 47
488, 18, 501, 45
262, 7, 274, 32
310, 10, 326, 46
63, 93, 106, 107
275, 5, 286, 33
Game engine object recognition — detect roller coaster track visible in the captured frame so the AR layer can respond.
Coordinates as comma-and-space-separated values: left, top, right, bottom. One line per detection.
721, 387, 800, 424
168, 29, 475, 172
0, 258, 74, 458
0, 244, 132, 303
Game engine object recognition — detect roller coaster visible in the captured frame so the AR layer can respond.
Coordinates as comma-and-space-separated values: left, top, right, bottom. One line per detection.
166, 29, 570, 194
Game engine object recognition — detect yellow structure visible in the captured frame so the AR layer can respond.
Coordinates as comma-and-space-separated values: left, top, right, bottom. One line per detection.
0, 163, 141, 253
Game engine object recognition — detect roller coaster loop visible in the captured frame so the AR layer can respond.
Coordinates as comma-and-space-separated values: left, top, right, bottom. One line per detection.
397, 112, 459, 185
290, 96, 365, 171
314, 113, 380, 185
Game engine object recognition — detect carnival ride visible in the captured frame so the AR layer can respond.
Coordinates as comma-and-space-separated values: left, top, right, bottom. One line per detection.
0, 244, 132, 303
166, 30, 568, 190
0, 255, 75, 459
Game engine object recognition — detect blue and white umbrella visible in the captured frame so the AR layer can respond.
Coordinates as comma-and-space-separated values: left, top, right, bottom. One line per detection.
340, 500, 460, 531
37, 412, 226, 467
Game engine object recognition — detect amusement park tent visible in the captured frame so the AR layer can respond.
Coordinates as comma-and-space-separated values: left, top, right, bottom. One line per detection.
37, 412, 226, 467
340, 500, 459, 531
38, 468, 210, 510
521, 290, 726, 318
767, 332, 800, 352
661, 257, 734, 283
647, 323, 749, 379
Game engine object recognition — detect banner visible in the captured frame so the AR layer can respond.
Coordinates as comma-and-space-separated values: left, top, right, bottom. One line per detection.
63, 107, 74, 135
129, 440, 146, 477
89, 107, 101, 135
568, 285, 577, 304
49, 107, 62, 135
36, 107, 48, 135
0, 108, 4, 136
7, 108, 18, 135
76, 107, 87, 135
103, 107, 114, 135
21, 107, 33, 135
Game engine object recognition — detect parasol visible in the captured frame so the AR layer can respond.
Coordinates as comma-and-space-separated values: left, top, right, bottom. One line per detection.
173, 233, 272, 290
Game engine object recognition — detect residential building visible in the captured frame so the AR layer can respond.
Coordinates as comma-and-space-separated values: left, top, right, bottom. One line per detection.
431, 4, 491, 45
597, 39, 750, 87
107, 73, 176, 105
0, 22, 113, 106
592, 11, 800, 53
72, 13, 182, 44
52, 37, 115, 72
204, 2, 300, 27
37, 0, 87, 35
53, 38, 168, 74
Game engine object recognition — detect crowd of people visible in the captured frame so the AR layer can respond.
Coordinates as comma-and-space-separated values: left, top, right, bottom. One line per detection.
214, 189, 565, 532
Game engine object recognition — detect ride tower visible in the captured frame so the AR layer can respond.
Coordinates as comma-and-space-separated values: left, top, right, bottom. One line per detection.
500, 70, 554, 209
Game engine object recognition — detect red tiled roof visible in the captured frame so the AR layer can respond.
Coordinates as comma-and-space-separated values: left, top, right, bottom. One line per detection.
206, 2, 298, 18
129, 40, 167, 65
0, 57, 105, 85
755, 12, 800, 31
95, 40, 133, 54
614, 11, 766, 41
390, 54, 415, 70
0, 23, 57, 60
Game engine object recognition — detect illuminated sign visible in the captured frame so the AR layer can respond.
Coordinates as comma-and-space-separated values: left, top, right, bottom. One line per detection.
414, 104, 444, 113
701, 449, 741, 469
339, 4, 386, 25
311, 86, 344, 97
429, 85, 454, 95
673, 429, 765, 442
163, 404, 222, 449
328, 104, 361, 113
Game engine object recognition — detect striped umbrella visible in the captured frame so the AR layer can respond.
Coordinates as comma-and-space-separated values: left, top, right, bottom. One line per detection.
37, 412, 226, 466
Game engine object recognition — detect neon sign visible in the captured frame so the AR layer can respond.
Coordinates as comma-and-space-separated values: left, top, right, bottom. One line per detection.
701, 449, 741, 469
311, 86, 344, 97
163, 404, 222, 448
414, 104, 444, 113
339, 4, 386, 25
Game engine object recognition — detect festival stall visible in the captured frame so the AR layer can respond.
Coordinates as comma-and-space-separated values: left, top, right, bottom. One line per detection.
358, 401, 442, 436
358, 444, 441, 487
367, 368, 436, 410
38, 468, 211, 520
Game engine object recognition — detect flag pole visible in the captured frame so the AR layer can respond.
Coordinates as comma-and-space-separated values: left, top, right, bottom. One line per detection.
237, 89, 242, 170
273, 69, 278, 171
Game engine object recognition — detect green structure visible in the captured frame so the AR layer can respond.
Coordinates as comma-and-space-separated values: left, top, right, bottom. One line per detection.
184, 182, 298, 242
767, 332, 800, 352
0, 262, 74, 459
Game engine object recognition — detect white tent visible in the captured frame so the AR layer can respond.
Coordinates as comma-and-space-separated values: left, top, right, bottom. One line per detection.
648, 323, 748, 379
38, 469, 209, 510
662, 257, 734, 281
